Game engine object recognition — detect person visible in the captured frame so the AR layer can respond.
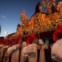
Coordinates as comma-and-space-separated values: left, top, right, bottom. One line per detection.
38, 39, 46, 62
51, 24, 62, 62
51, 39, 62, 62
53, 24, 62, 42
21, 33, 46, 62
21, 35, 38, 62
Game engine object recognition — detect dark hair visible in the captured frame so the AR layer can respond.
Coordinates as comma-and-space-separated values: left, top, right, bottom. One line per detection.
35, 2, 41, 14
58, 34, 62, 40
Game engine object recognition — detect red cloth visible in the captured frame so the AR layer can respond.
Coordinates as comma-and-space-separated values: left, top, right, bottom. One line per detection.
30, 34, 37, 41
11, 35, 22, 45
3, 35, 22, 45
16, 35, 22, 42
26, 36, 32, 44
53, 24, 62, 42
0, 40, 3, 44
58, 24, 62, 29
26, 34, 37, 44
4, 38, 9, 45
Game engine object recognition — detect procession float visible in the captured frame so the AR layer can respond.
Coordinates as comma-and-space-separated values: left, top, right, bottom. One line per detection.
5, 0, 62, 42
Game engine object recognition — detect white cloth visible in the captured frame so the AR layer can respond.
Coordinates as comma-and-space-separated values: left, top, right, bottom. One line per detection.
22, 41, 27, 47
39, 39, 44, 45
22, 43, 37, 57
51, 39, 62, 60
7, 45, 17, 54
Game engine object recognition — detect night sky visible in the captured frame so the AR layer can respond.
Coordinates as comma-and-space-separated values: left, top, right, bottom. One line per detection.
0, 0, 59, 36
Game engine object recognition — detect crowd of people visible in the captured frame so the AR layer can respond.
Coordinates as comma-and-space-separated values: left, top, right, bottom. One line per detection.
0, 32, 49, 62
0, 29, 62, 62
0, 0, 62, 62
